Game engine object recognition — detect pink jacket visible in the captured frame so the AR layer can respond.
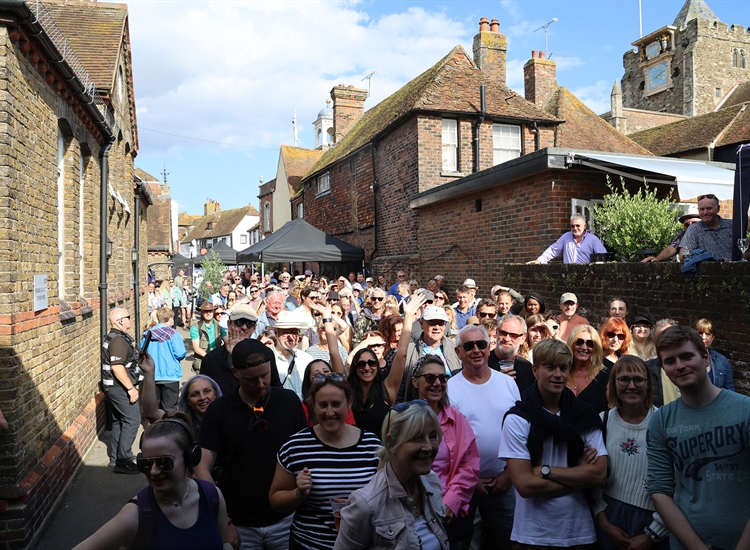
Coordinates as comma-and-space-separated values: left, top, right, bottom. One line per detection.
433, 405, 480, 517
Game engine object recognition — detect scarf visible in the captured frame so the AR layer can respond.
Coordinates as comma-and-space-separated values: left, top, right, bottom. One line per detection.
504, 383, 602, 467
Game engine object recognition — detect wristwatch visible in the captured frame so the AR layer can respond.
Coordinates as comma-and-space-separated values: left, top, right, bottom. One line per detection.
322, 317, 333, 323
643, 527, 660, 543
540, 465, 551, 479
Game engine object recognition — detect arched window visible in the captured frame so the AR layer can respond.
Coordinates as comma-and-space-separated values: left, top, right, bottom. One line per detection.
741, 49, 747, 69
316, 128, 322, 148
327, 127, 334, 145
733, 48, 739, 67
263, 202, 271, 232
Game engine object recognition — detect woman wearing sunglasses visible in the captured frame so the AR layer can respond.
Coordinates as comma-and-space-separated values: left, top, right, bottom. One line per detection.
269, 375, 380, 550
591, 356, 669, 550
600, 318, 632, 369
334, 400, 449, 550
566, 325, 610, 413
407, 355, 480, 548
74, 413, 229, 550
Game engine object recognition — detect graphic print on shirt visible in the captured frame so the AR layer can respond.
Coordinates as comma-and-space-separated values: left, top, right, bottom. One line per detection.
652, 421, 748, 481
620, 438, 639, 456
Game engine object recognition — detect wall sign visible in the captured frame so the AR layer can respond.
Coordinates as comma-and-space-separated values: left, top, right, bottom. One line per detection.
34, 274, 48, 311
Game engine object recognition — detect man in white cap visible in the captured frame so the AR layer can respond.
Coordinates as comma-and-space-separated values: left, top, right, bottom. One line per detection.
396, 305, 462, 401
556, 292, 588, 342
642, 206, 701, 262
271, 310, 313, 399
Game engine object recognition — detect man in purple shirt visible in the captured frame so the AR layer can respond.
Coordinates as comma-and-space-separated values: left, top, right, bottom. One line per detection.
527, 214, 606, 265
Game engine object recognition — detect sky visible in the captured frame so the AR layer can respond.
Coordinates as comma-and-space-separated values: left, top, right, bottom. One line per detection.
116, 0, 750, 216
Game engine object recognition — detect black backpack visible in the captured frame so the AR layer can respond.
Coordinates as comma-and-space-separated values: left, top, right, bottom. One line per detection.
130, 479, 220, 549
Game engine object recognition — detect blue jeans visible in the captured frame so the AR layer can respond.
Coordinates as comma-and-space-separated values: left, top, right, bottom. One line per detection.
236, 515, 293, 550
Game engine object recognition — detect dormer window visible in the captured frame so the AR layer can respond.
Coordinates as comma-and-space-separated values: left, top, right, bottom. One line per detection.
207, 222, 214, 230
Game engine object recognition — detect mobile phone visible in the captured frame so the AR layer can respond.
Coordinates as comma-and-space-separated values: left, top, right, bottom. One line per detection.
139, 330, 152, 357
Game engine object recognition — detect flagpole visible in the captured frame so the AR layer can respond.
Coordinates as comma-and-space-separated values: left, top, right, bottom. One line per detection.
639, 0, 643, 37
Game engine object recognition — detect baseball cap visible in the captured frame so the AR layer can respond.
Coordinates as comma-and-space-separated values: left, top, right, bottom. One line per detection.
327, 291, 340, 301
338, 288, 352, 297
351, 283, 362, 291
230, 304, 257, 322
273, 310, 303, 330
421, 305, 449, 323
434, 275, 445, 280
463, 278, 478, 288
365, 277, 375, 283
418, 289, 435, 302
630, 314, 652, 326
560, 292, 578, 304
304, 270, 313, 276
232, 339, 273, 370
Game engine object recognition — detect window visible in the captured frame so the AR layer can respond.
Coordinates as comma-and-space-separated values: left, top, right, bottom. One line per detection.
442, 119, 458, 171
733, 48, 740, 67
493, 124, 521, 165
263, 202, 270, 232
297, 202, 304, 219
240, 234, 247, 244
317, 172, 330, 194
741, 50, 747, 69
57, 129, 66, 299
716, 88, 721, 98
207, 222, 214, 230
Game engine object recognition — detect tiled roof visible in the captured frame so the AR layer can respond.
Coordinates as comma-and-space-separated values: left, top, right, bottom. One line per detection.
134, 167, 159, 183
259, 178, 276, 198
716, 104, 750, 147
42, 0, 127, 91
180, 206, 258, 244
673, 0, 720, 27
544, 87, 653, 155
629, 102, 748, 156
723, 82, 750, 110
307, 45, 560, 178
280, 146, 323, 194
177, 212, 201, 226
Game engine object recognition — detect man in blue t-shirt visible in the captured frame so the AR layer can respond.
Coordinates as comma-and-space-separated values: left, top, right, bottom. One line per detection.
648, 326, 750, 550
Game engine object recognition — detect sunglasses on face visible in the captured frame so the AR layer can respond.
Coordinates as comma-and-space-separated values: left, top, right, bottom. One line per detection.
416, 373, 449, 385
233, 319, 256, 328
477, 311, 496, 318
136, 456, 174, 474
369, 342, 385, 348
615, 376, 647, 388
371, 296, 385, 302
461, 340, 488, 351
605, 331, 626, 341
498, 329, 524, 340
313, 312, 322, 317
575, 339, 594, 348
355, 359, 379, 369
312, 372, 345, 384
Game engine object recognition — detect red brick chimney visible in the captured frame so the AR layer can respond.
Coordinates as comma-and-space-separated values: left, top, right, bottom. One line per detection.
472, 17, 507, 86
523, 50, 557, 105
330, 84, 368, 143
204, 199, 221, 216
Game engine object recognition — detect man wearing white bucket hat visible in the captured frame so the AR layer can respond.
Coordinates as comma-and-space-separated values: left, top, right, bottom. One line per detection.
271, 310, 313, 399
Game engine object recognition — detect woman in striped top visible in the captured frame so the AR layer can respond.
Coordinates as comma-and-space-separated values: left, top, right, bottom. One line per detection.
269, 374, 380, 550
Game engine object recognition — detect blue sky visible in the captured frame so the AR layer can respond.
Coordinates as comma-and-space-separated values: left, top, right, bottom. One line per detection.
121, 0, 750, 215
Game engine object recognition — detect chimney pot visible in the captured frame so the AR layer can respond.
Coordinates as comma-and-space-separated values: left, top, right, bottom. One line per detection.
490, 19, 499, 33
539, 51, 545, 59
523, 52, 557, 105
479, 17, 489, 32
532, 50, 538, 59
348, 84, 354, 88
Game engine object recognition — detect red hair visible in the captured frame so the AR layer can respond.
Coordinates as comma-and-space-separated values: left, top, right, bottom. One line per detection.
600, 317, 632, 352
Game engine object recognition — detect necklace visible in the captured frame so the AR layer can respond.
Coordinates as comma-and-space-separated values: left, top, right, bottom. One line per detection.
161, 479, 190, 507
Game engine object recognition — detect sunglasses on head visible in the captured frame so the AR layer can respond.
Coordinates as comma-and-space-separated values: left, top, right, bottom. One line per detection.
312, 372, 345, 384
461, 340, 488, 351
697, 194, 717, 201
136, 456, 174, 474
415, 373, 449, 385
385, 399, 429, 439
605, 331, 626, 341
355, 359, 379, 369
233, 318, 256, 328
575, 338, 594, 348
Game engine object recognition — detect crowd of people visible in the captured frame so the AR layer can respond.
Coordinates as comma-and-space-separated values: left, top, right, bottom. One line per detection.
78, 262, 749, 550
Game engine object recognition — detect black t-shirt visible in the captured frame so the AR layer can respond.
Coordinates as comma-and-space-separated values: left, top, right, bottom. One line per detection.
488, 353, 535, 396
197, 387, 306, 526
108, 331, 135, 367
200, 346, 239, 397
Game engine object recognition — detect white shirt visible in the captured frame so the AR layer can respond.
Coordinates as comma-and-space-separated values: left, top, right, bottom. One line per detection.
273, 348, 313, 399
499, 413, 607, 546
447, 369, 520, 477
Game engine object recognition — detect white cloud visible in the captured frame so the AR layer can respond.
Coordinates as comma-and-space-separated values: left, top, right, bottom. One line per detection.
570, 79, 613, 115
122, 1, 470, 154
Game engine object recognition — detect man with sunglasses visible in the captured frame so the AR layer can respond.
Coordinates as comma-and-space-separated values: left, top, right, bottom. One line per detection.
527, 214, 607, 265
101, 308, 142, 474
352, 288, 386, 345
678, 194, 733, 262
448, 324, 521, 550
642, 208, 701, 262
196, 339, 306, 550
488, 315, 535, 395
200, 304, 257, 396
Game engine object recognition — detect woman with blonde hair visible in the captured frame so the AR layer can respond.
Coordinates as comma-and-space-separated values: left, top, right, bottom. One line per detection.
567, 324, 610, 413
334, 402, 449, 550
629, 315, 656, 360
525, 313, 553, 362
443, 304, 457, 337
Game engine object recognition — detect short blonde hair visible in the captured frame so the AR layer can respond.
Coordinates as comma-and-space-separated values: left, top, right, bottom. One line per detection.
378, 403, 442, 470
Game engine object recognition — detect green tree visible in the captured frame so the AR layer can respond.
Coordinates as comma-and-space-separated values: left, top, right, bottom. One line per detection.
591, 176, 681, 262
198, 250, 226, 299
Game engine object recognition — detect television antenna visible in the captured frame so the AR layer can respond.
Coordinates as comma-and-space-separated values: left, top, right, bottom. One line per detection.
534, 18, 558, 57
362, 71, 376, 97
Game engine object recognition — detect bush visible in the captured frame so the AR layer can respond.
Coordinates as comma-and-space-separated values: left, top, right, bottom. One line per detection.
198, 250, 226, 299
591, 176, 681, 262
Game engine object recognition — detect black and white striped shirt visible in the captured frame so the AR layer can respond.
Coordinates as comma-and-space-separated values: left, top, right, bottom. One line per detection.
277, 426, 380, 550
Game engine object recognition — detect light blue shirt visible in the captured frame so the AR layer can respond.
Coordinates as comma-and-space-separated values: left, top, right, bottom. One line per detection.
537, 231, 607, 264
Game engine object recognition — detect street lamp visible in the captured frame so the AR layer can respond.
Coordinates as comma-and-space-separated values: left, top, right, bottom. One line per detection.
106, 237, 113, 260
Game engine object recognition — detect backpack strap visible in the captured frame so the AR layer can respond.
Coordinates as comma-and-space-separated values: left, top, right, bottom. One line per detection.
602, 409, 610, 444
131, 485, 157, 550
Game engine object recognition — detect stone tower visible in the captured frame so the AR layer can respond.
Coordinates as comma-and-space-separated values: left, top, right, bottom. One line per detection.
620, 0, 750, 117
610, 81, 627, 133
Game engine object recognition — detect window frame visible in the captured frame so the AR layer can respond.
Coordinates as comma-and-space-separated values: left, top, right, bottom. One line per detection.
316, 171, 330, 195
492, 123, 522, 165
441, 118, 458, 172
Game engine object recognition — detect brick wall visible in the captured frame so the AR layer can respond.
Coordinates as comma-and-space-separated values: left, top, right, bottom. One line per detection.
495, 262, 750, 393
0, 25, 146, 548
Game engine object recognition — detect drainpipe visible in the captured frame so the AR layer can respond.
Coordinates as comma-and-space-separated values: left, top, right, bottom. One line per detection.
474, 83, 486, 173
99, 138, 115, 340
533, 121, 540, 151
133, 182, 143, 332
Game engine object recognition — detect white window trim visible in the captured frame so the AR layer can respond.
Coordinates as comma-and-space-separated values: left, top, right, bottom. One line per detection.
316, 172, 330, 196
493, 123, 522, 165
442, 119, 458, 172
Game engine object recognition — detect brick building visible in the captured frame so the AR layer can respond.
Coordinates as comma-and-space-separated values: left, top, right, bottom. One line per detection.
602, 0, 750, 134
137, 168, 175, 279
0, 1, 148, 546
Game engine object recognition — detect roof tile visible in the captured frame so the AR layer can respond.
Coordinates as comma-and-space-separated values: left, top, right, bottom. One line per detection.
180, 206, 258, 244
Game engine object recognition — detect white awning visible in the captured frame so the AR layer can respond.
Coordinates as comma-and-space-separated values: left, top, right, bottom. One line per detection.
569, 153, 735, 200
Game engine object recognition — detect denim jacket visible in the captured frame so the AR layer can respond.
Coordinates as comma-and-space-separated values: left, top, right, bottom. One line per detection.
709, 349, 735, 391
334, 464, 449, 550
